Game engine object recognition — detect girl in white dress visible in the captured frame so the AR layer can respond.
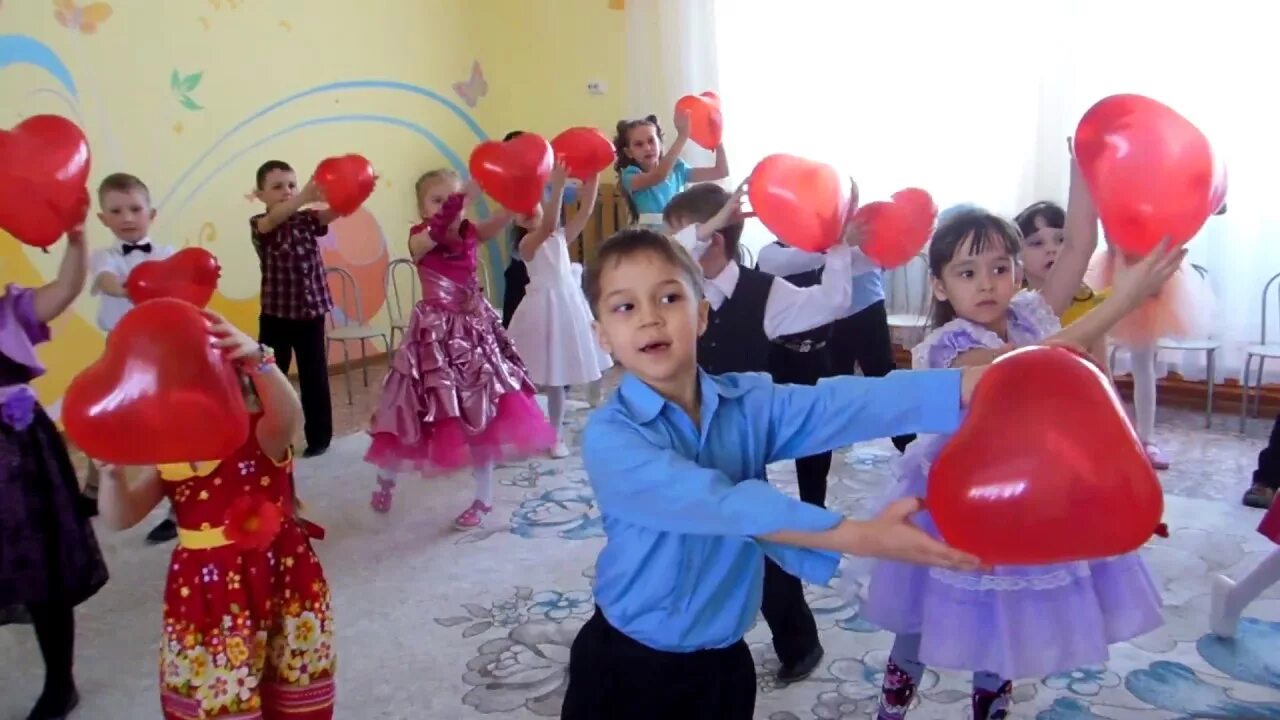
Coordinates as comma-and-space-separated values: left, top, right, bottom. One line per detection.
507, 160, 612, 457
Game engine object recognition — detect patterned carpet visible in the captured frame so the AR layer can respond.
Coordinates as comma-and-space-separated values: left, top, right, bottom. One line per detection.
2, 391, 1279, 719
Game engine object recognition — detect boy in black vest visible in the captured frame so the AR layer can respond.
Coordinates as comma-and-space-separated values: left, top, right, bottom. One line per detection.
663, 182, 876, 683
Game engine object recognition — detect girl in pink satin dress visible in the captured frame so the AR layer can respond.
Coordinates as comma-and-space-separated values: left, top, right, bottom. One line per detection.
365, 169, 554, 529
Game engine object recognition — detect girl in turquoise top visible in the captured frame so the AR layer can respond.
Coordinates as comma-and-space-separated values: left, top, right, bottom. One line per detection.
613, 111, 729, 229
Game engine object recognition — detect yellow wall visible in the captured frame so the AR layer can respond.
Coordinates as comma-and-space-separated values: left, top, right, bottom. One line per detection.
0, 0, 628, 413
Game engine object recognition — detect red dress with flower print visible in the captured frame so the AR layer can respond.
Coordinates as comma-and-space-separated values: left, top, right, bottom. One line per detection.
158, 415, 334, 720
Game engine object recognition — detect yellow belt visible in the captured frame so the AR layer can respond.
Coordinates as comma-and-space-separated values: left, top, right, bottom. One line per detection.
177, 526, 232, 550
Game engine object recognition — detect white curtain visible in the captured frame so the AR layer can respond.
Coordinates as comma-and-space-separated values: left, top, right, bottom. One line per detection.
624, 0, 721, 170
704, 0, 1280, 383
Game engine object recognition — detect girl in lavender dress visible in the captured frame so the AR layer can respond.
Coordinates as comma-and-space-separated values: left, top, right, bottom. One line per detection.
1, 214, 109, 720
863, 157, 1185, 720
365, 169, 555, 528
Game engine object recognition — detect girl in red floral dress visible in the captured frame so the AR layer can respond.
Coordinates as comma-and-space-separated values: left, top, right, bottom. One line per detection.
99, 312, 335, 720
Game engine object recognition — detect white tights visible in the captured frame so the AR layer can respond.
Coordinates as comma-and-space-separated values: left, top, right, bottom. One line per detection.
1219, 549, 1280, 628
1128, 345, 1158, 443
375, 459, 495, 506
543, 385, 567, 442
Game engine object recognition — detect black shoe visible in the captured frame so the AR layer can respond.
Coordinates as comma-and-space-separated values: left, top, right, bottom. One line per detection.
145, 518, 178, 545
302, 445, 329, 459
1243, 484, 1276, 509
776, 644, 824, 684
27, 685, 79, 720
77, 493, 98, 518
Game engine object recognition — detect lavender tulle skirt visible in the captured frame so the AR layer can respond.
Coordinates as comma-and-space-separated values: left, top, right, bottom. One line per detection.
365, 272, 554, 477
862, 435, 1164, 679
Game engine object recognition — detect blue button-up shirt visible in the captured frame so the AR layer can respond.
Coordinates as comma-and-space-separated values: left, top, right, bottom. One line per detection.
582, 368, 963, 652
851, 269, 885, 315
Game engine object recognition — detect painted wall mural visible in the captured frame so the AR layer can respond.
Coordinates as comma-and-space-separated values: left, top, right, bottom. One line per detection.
0, 0, 634, 414
2, 0, 629, 412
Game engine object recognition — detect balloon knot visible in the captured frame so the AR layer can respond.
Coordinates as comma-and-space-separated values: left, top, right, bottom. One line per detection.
1153, 523, 1169, 538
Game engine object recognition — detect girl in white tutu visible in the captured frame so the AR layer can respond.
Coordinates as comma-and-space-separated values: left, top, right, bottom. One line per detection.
507, 159, 613, 458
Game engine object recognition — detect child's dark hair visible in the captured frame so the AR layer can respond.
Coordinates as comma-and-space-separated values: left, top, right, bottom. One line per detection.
613, 115, 662, 222
926, 208, 1023, 328
662, 183, 743, 263
504, 130, 529, 254
1013, 201, 1065, 239
255, 160, 294, 190
97, 172, 150, 203
584, 229, 704, 318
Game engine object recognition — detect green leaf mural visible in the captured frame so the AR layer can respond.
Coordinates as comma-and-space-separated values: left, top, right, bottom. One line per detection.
170, 69, 205, 111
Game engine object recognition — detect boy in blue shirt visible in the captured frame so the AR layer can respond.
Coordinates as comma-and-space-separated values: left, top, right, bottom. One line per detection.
563, 229, 986, 719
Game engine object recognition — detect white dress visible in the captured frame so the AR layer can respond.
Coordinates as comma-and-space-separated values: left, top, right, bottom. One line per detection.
507, 229, 612, 386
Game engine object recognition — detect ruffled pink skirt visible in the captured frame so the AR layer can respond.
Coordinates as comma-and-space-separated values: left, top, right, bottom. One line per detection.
1085, 250, 1214, 346
365, 295, 554, 477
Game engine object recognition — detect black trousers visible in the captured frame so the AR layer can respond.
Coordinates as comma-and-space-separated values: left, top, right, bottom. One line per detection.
562, 609, 756, 720
760, 344, 828, 670
770, 344, 834, 507
1255, 414, 1280, 490
830, 300, 914, 452
502, 258, 529, 328
258, 314, 332, 449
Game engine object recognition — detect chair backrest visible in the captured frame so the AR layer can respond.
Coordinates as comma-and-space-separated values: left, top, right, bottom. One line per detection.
739, 243, 755, 267
885, 253, 931, 318
324, 267, 364, 329
384, 258, 418, 324
570, 182, 625, 268
1261, 271, 1280, 345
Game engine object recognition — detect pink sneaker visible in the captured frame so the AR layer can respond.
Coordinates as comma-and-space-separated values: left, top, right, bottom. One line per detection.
370, 477, 395, 513
454, 500, 492, 530
1145, 443, 1171, 470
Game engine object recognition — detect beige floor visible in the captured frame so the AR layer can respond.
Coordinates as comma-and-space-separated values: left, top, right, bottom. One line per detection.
4, 363, 1280, 719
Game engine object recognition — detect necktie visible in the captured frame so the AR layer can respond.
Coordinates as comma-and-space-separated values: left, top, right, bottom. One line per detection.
122, 242, 152, 256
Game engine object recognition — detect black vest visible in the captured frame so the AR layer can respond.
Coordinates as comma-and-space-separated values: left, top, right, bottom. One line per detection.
698, 264, 773, 374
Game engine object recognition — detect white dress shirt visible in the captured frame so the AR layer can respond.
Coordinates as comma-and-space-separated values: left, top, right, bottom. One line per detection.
705, 243, 856, 340
756, 242, 879, 278
89, 237, 176, 331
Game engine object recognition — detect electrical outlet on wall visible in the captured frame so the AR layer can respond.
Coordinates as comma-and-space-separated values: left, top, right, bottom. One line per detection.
587, 80, 607, 95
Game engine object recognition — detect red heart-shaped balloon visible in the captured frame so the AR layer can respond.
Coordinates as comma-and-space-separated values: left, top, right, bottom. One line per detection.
314, 154, 376, 216
470, 134, 553, 214
675, 92, 724, 149
856, 187, 937, 269
748, 154, 848, 253
63, 298, 249, 465
1074, 94, 1216, 256
0, 115, 92, 248
125, 247, 222, 308
929, 345, 1163, 565
550, 127, 614, 181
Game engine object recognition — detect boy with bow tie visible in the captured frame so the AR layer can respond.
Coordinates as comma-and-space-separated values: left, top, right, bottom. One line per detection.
85, 172, 179, 544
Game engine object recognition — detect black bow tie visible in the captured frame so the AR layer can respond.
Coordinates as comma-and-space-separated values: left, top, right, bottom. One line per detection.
122, 242, 152, 256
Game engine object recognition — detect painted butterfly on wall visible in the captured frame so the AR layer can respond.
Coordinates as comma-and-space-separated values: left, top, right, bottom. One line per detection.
54, 0, 113, 34
453, 60, 488, 108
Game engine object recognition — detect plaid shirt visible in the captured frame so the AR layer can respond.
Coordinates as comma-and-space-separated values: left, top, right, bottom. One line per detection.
250, 209, 334, 320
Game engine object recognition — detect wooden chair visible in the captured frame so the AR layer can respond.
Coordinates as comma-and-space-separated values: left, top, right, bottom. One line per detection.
325, 267, 389, 405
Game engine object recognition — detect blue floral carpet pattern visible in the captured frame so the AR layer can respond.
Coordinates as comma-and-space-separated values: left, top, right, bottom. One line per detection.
3, 396, 1279, 718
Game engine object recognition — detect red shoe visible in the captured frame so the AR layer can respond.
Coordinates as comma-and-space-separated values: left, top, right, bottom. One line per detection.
454, 499, 493, 530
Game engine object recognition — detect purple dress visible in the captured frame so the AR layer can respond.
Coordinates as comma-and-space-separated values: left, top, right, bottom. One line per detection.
0, 284, 108, 624
861, 290, 1163, 679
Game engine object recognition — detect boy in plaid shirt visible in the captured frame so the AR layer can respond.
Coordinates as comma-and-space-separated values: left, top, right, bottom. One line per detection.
251, 160, 336, 457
